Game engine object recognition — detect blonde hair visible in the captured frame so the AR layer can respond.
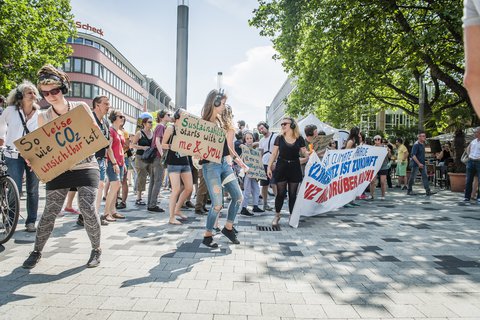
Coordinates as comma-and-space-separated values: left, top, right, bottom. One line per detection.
6, 80, 40, 109
282, 117, 300, 139
220, 104, 235, 131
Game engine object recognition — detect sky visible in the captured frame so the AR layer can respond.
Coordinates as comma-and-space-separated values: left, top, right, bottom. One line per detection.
70, 0, 288, 130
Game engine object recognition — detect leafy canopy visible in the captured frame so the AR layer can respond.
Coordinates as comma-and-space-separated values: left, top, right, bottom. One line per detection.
0, 0, 75, 94
250, 0, 472, 134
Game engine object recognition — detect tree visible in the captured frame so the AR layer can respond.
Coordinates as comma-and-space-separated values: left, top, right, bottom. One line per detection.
250, 0, 473, 134
0, 0, 75, 94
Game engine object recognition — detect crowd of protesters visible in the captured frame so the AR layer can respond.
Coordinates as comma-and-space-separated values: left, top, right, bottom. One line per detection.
4, 63, 479, 271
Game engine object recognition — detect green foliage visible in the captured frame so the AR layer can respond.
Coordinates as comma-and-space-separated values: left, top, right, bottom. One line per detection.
250, 0, 474, 134
0, 0, 75, 94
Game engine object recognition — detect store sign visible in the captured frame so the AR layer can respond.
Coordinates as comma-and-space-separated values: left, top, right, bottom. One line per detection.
75, 21, 104, 37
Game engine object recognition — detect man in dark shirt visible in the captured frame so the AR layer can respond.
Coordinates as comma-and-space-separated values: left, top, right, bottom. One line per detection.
407, 131, 433, 196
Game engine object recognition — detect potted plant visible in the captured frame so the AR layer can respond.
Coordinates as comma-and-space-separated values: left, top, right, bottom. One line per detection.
448, 129, 466, 192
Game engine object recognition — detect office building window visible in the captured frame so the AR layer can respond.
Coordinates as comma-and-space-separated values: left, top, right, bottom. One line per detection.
85, 39, 93, 46
72, 82, 81, 97
93, 62, 99, 77
74, 37, 83, 44
73, 58, 82, 72
63, 58, 71, 72
84, 84, 92, 99
84, 59, 92, 74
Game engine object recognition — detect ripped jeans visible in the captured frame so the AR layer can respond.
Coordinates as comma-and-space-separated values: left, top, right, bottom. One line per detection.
203, 157, 243, 232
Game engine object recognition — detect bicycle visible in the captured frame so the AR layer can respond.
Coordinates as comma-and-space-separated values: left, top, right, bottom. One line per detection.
0, 147, 20, 245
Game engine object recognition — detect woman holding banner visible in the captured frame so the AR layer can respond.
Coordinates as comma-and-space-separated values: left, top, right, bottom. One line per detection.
200, 90, 247, 248
267, 117, 307, 226
22, 65, 102, 269
161, 109, 192, 225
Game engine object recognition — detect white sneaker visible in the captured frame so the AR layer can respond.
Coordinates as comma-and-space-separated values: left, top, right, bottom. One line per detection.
379, 196, 385, 200
25, 223, 36, 233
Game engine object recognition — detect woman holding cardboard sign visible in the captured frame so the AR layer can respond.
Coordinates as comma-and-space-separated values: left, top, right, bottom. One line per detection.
22, 65, 102, 269
162, 109, 192, 225
200, 90, 247, 248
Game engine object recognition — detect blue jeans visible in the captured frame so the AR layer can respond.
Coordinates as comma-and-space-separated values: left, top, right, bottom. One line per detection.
203, 157, 243, 232
6, 156, 39, 225
407, 165, 430, 192
464, 159, 480, 200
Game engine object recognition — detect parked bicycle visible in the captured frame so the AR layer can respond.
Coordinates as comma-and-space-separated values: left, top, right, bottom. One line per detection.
0, 147, 20, 244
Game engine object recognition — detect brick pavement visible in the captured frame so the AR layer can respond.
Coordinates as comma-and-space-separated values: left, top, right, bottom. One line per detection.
0, 186, 479, 320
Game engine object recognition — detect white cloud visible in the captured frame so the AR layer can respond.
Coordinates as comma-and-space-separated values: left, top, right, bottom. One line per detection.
223, 46, 287, 130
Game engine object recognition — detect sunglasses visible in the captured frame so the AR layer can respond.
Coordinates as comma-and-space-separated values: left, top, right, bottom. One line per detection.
41, 87, 62, 97
280, 122, 291, 126
147, 121, 153, 124
118, 115, 125, 119
374, 138, 381, 140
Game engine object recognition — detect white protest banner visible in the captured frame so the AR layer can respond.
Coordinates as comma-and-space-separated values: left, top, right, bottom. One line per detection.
14, 106, 109, 183
171, 111, 226, 164
290, 145, 387, 228
240, 145, 267, 180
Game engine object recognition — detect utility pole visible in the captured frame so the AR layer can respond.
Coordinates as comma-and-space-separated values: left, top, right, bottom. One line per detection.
217, 72, 223, 90
175, 0, 189, 110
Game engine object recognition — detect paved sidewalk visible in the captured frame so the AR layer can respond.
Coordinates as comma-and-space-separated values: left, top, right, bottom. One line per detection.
0, 187, 479, 320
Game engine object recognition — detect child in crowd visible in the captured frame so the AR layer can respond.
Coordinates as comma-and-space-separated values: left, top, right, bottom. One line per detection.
240, 131, 265, 216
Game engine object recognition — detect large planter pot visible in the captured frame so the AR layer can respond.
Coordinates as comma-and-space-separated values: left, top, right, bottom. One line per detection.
449, 173, 466, 193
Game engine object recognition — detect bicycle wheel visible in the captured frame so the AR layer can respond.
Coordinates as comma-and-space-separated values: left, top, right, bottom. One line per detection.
0, 176, 20, 245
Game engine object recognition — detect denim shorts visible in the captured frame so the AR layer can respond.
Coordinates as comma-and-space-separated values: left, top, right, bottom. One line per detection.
97, 158, 106, 181
106, 161, 125, 182
168, 164, 191, 174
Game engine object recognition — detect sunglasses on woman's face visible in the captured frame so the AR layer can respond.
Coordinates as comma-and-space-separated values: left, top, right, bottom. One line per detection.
147, 121, 153, 124
280, 122, 291, 127
41, 87, 62, 97
118, 115, 125, 119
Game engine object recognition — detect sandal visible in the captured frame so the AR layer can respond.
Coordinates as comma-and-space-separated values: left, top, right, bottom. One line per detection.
174, 213, 188, 221
135, 199, 146, 205
104, 214, 116, 222
169, 220, 182, 225
112, 213, 125, 219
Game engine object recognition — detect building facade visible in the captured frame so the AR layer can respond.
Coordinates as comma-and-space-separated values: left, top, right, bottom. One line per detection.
62, 28, 173, 133
266, 78, 294, 132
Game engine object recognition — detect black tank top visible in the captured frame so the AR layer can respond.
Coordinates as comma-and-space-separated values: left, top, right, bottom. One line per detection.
136, 130, 152, 156
166, 126, 189, 165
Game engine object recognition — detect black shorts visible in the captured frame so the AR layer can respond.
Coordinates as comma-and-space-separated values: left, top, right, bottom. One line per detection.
260, 164, 276, 186
274, 159, 303, 183
378, 169, 389, 176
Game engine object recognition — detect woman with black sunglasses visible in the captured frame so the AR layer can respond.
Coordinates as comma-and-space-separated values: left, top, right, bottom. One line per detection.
267, 117, 307, 226
22, 64, 102, 269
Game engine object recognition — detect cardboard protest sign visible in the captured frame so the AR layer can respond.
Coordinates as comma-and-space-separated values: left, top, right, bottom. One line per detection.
311, 133, 334, 153
14, 106, 109, 183
170, 111, 225, 163
290, 145, 387, 228
240, 145, 267, 180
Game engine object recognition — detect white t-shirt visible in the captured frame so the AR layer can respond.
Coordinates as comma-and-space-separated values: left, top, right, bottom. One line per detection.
469, 138, 480, 159
464, 0, 480, 27
259, 132, 277, 165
